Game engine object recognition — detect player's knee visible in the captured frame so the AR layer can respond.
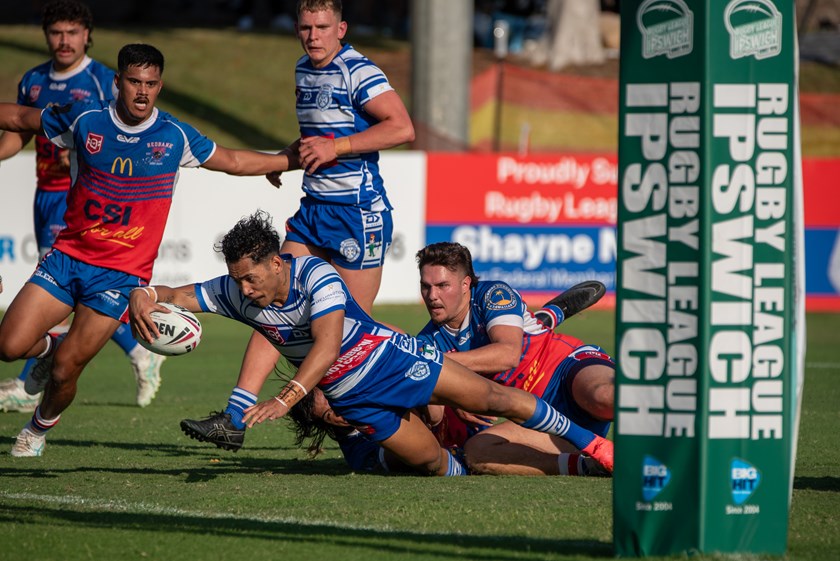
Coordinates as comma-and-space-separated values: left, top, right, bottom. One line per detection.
0, 337, 26, 362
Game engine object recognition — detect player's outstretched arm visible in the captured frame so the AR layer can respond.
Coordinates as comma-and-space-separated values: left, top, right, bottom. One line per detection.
242, 309, 343, 427
0, 104, 42, 135
129, 284, 200, 343
201, 146, 294, 177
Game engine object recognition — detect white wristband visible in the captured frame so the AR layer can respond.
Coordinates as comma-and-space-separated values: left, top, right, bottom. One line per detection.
131, 286, 157, 302
288, 379, 308, 395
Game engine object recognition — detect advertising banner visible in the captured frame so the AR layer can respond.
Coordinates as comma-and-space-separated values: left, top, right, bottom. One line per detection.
425, 152, 618, 302
614, 0, 802, 556
0, 152, 427, 309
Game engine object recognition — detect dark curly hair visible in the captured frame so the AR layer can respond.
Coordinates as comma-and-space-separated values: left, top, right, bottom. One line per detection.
415, 242, 480, 287
287, 391, 354, 457
42, 0, 94, 51
216, 210, 280, 264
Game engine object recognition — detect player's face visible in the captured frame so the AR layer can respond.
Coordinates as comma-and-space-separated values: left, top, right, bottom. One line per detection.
296, 9, 347, 68
312, 388, 350, 427
420, 264, 472, 329
115, 64, 163, 126
45, 21, 89, 72
227, 255, 287, 308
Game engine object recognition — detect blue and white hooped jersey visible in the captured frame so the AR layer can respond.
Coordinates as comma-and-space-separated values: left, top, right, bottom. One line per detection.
195, 255, 395, 369
415, 281, 547, 353
295, 43, 394, 210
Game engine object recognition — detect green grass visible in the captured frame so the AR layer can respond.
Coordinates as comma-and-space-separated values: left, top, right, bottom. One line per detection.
0, 307, 837, 561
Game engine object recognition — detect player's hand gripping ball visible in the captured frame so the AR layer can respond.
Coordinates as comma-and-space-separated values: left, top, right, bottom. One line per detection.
138, 303, 202, 356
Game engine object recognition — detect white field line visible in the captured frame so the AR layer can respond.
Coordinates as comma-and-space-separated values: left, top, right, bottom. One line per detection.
806, 362, 840, 370
0, 491, 422, 535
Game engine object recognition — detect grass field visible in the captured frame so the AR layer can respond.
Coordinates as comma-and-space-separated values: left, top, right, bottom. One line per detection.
0, 307, 837, 561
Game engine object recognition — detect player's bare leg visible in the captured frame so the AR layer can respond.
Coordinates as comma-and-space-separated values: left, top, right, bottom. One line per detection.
332, 264, 382, 316
465, 421, 577, 475
37, 304, 120, 418
0, 284, 72, 362
570, 363, 614, 421
379, 411, 460, 476
431, 356, 614, 472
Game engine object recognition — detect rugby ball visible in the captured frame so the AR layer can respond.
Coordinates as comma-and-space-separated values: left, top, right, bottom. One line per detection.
137, 303, 202, 356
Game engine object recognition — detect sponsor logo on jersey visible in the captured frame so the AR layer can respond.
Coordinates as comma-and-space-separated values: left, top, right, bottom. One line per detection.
97, 290, 122, 306
641, 455, 671, 501
49, 82, 68, 91
405, 361, 431, 381
86, 132, 104, 154
340, 238, 361, 262
29, 85, 41, 102
724, 0, 782, 60
261, 325, 286, 344
146, 141, 173, 165
32, 268, 57, 286
70, 88, 91, 101
365, 233, 382, 258
637, 0, 694, 60
484, 283, 517, 311
570, 346, 612, 363
117, 134, 140, 144
730, 458, 761, 505
316, 84, 333, 111
321, 334, 388, 384
111, 157, 133, 175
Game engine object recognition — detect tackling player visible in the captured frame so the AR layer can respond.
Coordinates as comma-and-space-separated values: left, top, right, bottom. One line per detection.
415, 242, 615, 475
130, 211, 614, 476
0, 43, 296, 457
0, 0, 166, 413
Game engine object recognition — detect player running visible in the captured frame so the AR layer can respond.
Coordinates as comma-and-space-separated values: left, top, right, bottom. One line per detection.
0, 0, 166, 413
130, 211, 614, 476
0, 43, 296, 457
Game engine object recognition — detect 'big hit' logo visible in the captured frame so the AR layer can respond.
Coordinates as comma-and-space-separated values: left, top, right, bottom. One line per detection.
642, 455, 671, 501
730, 458, 761, 505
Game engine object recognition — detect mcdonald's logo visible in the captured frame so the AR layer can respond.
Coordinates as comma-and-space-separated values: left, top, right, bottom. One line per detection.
111, 157, 133, 176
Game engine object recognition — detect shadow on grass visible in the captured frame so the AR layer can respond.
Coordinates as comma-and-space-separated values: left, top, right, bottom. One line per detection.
0, 437, 372, 477
794, 476, 840, 492
0, 502, 613, 560
0, 36, 291, 150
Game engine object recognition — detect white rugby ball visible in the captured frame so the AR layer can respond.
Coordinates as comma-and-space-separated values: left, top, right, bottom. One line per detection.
137, 302, 202, 356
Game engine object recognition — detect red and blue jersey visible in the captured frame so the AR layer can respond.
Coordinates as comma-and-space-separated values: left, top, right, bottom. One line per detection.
40, 100, 216, 281
17, 56, 115, 192
416, 280, 584, 398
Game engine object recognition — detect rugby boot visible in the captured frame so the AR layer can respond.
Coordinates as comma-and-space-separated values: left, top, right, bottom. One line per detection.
535, 280, 606, 330
581, 434, 614, 474
180, 411, 245, 452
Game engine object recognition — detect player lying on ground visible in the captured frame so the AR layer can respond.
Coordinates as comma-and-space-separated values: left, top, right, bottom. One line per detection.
0, 43, 296, 457
288, 387, 610, 476
130, 210, 614, 475
414, 242, 615, 475
176, 275, 602, 456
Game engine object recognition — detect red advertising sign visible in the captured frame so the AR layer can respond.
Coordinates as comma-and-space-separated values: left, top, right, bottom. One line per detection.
426, 153, 618, 225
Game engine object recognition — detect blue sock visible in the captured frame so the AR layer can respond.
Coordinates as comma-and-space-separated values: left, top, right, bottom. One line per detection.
111, 323, 138, 354
521, 397, 595, 451
16, 358, 35, 382
444, 449, 468, 476
224, 387, 257, 430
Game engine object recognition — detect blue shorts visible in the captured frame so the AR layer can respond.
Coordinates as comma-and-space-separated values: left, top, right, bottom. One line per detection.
29, 249, 143, 323
542, 345, 614, 438
284, 198, 392, 270
33, 190, 68, 254
322, 333, 443, 442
